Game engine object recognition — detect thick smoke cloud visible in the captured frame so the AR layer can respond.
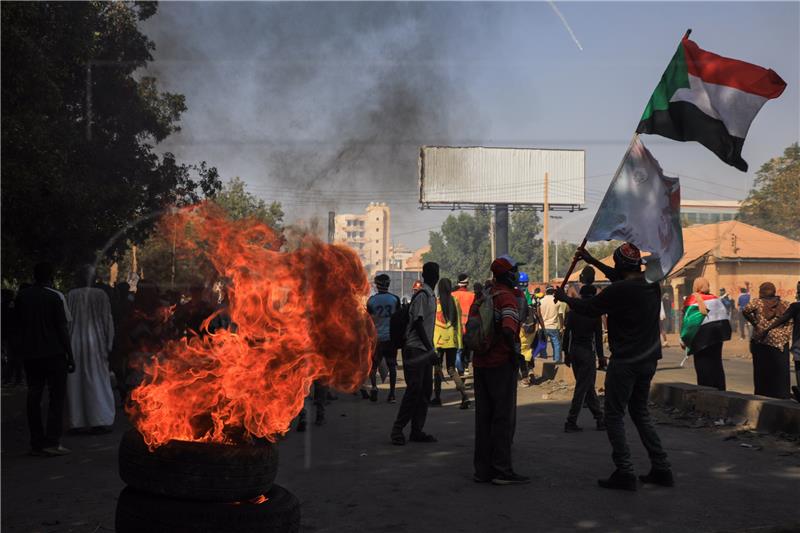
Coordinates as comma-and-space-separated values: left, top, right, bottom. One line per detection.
142, 2, 481, 221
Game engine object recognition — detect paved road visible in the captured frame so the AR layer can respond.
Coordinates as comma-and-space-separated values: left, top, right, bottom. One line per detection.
3, 350, 798, 533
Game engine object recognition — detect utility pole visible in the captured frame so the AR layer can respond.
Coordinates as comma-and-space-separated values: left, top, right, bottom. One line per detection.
328, 211, 335, 245
494, 204, 509, 257
543, 172, 550, 284
489, 210, 496, 259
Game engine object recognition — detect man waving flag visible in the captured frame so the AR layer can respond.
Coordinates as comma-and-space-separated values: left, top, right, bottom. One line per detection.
637, 31, 786, 171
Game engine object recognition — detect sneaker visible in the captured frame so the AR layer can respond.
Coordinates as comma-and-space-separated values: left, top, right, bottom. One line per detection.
430, 397, 442, 407
42, 445, 71, 456
369, 389, 378, 402
473, 474, 491, 483
360, 389, 370, 400
491, 472, 531, 486
459, 398, 471, 410
564, 422, 583, 433
596, 419, 607, 431
390, 432, 406, 446
409, 432, 437, 443
639, 468, 675, 487
598, 470, 637, 491
387, 394, 396, 404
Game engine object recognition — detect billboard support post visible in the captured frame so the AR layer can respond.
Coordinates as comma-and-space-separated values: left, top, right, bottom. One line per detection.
328, 211, 335, 245
495, 204, 509, 257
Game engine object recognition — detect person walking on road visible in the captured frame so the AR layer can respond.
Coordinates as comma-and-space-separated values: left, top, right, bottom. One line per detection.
453, 273, 475, 375
391, 262, 439, 445
66, 265, 116, 432
471, 255, 530, 486
742, 282, 792, 399
14, 262, 76, 456
737, 287, 752, 340
557, 243, 673, 491
563, 284, 607, 432
366, 274, 400, 403
679, 278, 732, 391
539, 287, 565, 363
432, 278, 470, 409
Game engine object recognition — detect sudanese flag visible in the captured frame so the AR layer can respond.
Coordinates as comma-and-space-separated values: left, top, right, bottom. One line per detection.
680, 293, 732, 355
637, 32, 786, 171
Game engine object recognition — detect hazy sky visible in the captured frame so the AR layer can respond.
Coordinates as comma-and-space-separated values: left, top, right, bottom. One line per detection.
142, 1, 799, 249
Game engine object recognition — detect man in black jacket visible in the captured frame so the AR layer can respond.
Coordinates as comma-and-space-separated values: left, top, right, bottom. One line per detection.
556, 243, 672, 491
14, 262, 76, 456
563, 284, 606, 432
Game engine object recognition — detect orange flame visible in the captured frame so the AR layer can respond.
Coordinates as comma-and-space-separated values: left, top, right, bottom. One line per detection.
127, 203, 376, 448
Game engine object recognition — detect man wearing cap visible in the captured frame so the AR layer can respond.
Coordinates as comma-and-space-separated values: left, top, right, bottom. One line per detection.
453, 273, 475, 375
472, 255, 530, 485
391, 262, 440, 445
556, 243, 673, 491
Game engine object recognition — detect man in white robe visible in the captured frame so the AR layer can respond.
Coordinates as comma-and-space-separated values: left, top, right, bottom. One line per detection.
66, 266, 115, 431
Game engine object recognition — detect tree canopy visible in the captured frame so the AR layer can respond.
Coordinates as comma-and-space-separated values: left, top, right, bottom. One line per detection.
1, 2, 220, 282
213, 177, 284, 230
423, 210, 492, 282
739, 143, 800, 241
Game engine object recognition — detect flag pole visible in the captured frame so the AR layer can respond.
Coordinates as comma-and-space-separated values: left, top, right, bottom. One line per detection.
558, 132, 639, 290
559, 29, 691, 291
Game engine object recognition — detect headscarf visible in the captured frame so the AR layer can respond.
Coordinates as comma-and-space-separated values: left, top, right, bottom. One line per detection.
692, 277, 710, 315
758, 282, 784, 320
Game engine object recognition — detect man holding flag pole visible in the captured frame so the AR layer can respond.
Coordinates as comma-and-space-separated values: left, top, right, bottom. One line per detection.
555, 29, 786, 491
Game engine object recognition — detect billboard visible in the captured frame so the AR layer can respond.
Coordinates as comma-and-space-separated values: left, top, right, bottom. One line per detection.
419, 146, 585, 206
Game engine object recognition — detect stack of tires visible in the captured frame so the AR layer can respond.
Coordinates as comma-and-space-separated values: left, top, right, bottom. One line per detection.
116, 429, 299, 533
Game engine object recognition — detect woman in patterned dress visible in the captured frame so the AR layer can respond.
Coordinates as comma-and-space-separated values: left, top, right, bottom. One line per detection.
742, 282, 792, 399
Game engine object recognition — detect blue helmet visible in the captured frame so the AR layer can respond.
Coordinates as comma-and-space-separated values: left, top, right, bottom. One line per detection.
518, 271, 529, 284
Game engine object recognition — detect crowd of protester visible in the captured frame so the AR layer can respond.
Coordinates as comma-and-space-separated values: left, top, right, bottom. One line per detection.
3, 262, 230, 456
4, 247, 798, 490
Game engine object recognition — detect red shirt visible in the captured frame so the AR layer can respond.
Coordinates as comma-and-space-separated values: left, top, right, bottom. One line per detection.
471, 283, 521, 368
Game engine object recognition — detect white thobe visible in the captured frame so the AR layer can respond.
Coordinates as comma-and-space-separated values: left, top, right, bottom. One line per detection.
66, 287, 115, 428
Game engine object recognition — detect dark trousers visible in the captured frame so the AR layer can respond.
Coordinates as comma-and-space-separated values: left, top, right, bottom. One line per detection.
604, 359, 670, 475
24, 355, 68, 451
567, 351, 603, 425
473, 362, 516, 479
751, 342, 790, 399
694, 342, 726, 391
392, 347, 432, 436
369, 341, 398, 394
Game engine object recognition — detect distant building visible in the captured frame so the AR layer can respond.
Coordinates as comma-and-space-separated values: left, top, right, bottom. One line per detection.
680, 199, 741, 226
334, 203, 391, 276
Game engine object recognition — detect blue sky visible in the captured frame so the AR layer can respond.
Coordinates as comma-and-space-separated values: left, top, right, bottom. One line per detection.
143, 1, 799, 248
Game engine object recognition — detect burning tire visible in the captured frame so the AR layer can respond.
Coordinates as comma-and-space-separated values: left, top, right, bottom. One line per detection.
115, 483, 300, 533
119, 429, 278, 502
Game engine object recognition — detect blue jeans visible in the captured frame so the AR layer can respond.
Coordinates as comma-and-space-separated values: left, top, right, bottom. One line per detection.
545, 329, 561, 363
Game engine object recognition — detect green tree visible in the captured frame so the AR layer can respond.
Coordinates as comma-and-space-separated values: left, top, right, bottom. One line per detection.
1, 2, 220, 282
213, 177, 284, 230
739, 143, 800, 240
510, 211, 543, 280
423, 210, 491, 282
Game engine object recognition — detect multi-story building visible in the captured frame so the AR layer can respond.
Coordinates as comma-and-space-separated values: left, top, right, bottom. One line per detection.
680, 199, 741, 226
334, 203, 391, 276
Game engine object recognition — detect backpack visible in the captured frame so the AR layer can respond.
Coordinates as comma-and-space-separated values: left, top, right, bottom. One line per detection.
463, 287, 495, 355
390, 291, 420, 349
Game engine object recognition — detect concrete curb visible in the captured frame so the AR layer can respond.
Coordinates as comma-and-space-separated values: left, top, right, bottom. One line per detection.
649, 382, 800, 435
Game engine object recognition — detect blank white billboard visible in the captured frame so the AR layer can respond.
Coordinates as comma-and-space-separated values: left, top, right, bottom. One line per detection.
419, 146, 585, 206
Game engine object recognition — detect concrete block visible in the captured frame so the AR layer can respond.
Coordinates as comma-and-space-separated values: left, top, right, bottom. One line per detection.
649, 382, 712, 410
649, 382, 800, 435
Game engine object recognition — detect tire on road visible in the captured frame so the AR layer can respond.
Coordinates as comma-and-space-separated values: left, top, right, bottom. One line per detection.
119, 429, 278, 501
115, 484, 300, 533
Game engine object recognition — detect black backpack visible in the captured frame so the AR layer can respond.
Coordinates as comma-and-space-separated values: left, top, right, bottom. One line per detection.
390, 291, 421, 349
